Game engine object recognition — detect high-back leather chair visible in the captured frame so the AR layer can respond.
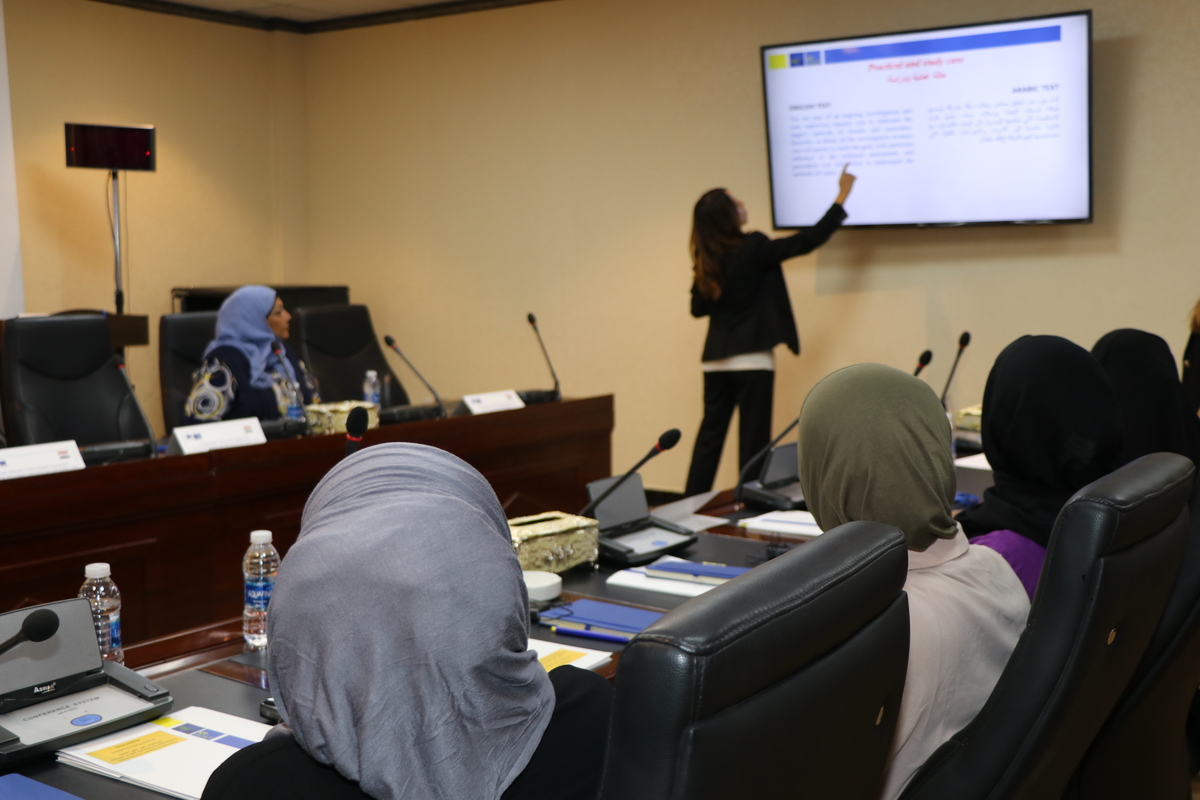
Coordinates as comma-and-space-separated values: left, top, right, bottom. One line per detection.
599, 520, 911, 800
291, 305, 408, 406
900, 452, 1194, 800
1, 315, 154, 459
158, 311, 217, 433
1066, 478, 1200, 800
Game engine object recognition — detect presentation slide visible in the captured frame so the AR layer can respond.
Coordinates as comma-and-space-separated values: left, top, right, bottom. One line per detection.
761, 13, 1091, 227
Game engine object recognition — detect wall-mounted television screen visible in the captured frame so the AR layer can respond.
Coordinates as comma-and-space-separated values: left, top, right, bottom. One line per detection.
761, 11, 1091, 228
65, 123, 156, 172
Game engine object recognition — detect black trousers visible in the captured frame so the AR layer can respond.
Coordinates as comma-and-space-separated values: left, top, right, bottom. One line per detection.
684, 370, 774, 496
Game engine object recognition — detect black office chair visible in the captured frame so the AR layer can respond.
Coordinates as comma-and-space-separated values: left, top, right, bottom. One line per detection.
291, 304, 408, 406
1066, 478, 1200, 800
158, 311, 217, 433
900, 452, 1194, 800
1, 315, 154, 463
599, 520, 911, 800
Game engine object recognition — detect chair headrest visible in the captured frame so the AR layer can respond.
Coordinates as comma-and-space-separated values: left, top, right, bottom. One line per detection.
294, 305, 376, 358
6, 315, 114, 379
1059, 452, 1195, 554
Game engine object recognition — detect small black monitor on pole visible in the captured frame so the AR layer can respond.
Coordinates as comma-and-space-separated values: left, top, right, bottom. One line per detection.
64, 123, 156, 315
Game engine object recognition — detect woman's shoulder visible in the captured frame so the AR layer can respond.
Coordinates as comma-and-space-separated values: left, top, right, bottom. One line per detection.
204, 344, 251, 370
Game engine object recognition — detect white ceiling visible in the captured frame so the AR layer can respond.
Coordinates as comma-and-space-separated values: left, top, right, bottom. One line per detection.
174, 0, 468, 23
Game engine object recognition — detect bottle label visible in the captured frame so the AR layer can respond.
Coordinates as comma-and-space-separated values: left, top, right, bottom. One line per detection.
245, 579, 275, 610
365, 390, 380, 405
108, 612, 122, 649
286, 403, 306, 420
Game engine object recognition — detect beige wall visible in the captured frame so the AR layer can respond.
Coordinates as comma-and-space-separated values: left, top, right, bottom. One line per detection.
6, 0, 1198, 492
5, 0, 305, 432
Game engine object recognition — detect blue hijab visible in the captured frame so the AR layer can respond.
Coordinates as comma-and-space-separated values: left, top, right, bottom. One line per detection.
204, 285, 295, 389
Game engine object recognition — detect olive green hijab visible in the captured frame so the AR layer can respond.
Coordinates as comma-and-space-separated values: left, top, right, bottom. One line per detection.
799, 363, 957, 552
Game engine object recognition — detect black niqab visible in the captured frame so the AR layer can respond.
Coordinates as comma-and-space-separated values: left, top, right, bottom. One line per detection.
958, 335, 1124, 546
1093, 328, 1200, 467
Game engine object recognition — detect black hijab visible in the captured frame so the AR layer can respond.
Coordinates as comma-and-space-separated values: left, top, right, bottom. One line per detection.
1092, 329, 1200, 466
958, 335, 1124, 547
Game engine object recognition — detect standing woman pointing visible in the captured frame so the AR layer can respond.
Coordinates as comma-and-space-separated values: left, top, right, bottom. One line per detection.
684, 166, 855, 495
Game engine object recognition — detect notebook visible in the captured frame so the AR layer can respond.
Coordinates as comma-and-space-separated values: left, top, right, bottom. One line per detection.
0, 774, 85, 800
538, 599, 664, 641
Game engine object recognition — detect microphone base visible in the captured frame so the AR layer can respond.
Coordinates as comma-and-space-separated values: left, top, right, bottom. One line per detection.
517, 388, 561, 405
741, 480, 806, 512
260, 418, 312, 440
379, 403, 443, 425
79, 440, 154, 466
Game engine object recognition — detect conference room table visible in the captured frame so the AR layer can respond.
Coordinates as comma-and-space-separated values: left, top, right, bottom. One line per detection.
3, 530, 792, 799
0, 396, 615, 646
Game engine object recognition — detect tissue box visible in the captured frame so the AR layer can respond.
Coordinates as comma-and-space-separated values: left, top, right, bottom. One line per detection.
305, 401, 379, 435
508, 511, 599, 574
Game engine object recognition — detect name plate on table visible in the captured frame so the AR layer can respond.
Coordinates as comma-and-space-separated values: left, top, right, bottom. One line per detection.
167, 418, 267, 456
0, 441, 86, 481
459, 390, 526, 415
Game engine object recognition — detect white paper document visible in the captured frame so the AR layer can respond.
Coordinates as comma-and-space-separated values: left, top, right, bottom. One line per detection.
738, 510, 824, 537
955, 452, 992, 470
57, 706, 272, 800
606, 555, 717, 598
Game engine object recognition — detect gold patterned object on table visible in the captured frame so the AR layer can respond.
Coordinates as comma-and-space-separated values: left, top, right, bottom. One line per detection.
508, 511, 599, 574
955, 403, 983, 432
305, 401, 380, 435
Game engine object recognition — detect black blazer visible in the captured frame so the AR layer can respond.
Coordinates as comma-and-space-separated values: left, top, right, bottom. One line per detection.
691, 203, 847, 362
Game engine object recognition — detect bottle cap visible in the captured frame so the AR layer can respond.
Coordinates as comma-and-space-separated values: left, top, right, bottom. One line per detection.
250, 530, 273, 544
85, 562, 111, 579
365, 370, 378, 379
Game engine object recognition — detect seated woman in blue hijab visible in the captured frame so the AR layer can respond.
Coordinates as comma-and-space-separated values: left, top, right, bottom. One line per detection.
186, 286, 320, 423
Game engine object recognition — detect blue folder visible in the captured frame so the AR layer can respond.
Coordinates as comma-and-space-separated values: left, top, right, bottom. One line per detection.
538, 599, 664, 641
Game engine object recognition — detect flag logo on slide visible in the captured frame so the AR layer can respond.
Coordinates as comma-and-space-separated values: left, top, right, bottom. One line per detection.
768, 54, 788, 69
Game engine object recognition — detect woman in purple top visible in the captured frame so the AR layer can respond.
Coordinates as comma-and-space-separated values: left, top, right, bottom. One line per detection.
958, 336, 1124, 599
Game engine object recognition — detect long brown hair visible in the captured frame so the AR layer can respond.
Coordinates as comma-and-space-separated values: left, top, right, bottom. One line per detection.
690, 189, 745, 301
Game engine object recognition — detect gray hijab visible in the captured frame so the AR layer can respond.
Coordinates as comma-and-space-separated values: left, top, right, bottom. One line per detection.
266, 443, 554, 800
799, 363, 958, 551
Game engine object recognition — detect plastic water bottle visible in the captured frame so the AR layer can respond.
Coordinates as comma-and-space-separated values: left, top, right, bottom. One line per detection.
282, 379, 306, 421
363, 369, 381, 408
78, 563, 124, 664
243, 530, 280, 650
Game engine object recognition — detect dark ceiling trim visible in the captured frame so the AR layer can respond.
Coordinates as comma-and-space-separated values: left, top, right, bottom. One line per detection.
86, 0, 558, 34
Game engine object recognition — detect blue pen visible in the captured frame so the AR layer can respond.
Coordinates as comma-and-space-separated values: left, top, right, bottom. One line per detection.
549, 625, 629, 644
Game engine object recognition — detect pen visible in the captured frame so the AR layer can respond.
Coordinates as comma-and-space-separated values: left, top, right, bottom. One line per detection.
549, 625, 629, 644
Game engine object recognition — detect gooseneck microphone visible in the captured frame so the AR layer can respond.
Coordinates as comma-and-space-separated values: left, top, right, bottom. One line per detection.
344, 406, 369, 458
734, 416, 800, 501
580, 429, 681, 517
519, 312, 562, 404
0, 608, 60, 659
383, 335, 446, 418
940, 331, 971, 407
914, 349, 933, 377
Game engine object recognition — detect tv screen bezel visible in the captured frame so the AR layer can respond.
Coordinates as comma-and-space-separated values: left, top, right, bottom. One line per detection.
759, 10, 1093, 230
